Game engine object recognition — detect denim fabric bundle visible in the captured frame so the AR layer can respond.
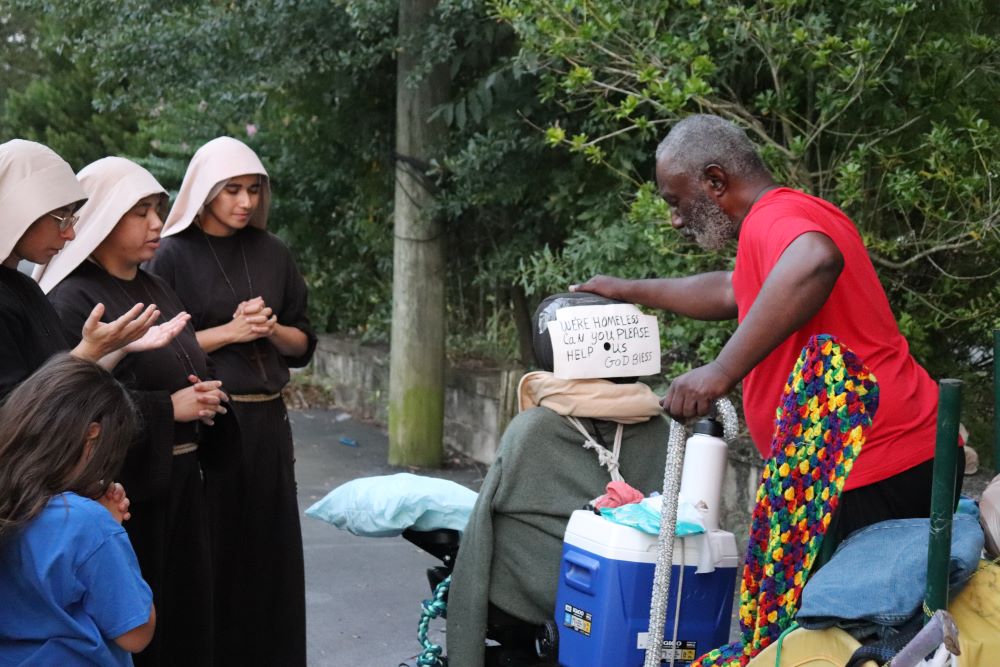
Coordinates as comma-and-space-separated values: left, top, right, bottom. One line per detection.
692, 335, 879, 667
796, 513, 984, 636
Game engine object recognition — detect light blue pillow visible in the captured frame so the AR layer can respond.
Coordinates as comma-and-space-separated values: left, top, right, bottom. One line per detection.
305, 473, 478, 537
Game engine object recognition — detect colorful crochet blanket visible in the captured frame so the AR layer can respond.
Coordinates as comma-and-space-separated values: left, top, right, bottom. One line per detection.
692, 334, 879, 667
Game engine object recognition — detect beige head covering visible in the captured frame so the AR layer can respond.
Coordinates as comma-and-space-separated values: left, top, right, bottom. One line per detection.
162, 136, 270, 237
34, 157, 166, 293
0, 139, 87, 262
517, 371, 663, 424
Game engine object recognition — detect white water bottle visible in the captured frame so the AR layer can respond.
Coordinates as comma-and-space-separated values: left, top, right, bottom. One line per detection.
679, 417, 728, 532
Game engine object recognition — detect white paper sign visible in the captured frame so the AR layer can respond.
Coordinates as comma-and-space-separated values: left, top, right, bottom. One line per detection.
548, 304, 661, 379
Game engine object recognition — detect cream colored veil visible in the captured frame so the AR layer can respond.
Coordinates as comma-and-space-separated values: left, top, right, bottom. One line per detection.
0, 139, 87, 263
162, 136, 270, 237
34, 157, 166, 293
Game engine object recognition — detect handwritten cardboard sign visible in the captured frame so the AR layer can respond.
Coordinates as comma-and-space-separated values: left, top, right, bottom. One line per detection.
548, 303, 661, 379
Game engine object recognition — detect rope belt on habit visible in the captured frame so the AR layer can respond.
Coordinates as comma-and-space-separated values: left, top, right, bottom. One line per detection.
172, 443, 199, 456
229, 392, 281, 403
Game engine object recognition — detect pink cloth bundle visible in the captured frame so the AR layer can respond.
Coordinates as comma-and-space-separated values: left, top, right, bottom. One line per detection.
593, 480, 644, 510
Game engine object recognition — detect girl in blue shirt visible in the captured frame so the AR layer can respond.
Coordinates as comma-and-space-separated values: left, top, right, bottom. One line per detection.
0, 354, 156, 666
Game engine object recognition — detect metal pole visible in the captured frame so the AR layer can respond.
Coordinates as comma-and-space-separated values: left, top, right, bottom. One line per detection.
924, 378, 962, 618
994, 330, 999, 475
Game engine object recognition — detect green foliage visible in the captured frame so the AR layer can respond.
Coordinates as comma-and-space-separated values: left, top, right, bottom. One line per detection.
0, 59, 148, 168
495, 0, 1000, 462
0, 10, 147, 169
2, 1, 998, 461
2, 0, 617, 361
493, 0, 1000, 344
0, 10, 44, 107
7, 0, 409, 337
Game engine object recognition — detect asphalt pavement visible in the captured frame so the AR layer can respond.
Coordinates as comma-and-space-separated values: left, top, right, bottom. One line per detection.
292, 409, 484, 667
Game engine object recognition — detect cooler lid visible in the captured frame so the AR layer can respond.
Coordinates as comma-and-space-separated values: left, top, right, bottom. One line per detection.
562, 510, 739, 566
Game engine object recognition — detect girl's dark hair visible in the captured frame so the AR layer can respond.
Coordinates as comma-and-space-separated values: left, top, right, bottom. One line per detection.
0, 354, 138, 541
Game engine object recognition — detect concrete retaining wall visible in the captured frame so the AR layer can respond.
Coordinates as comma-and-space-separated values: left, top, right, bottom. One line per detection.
309, 334, 759, 546
310, 335, 522, 466
311, 336, 391, 423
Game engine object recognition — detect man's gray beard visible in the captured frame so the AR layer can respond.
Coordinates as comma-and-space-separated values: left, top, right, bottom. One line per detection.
684, 194, 738, 251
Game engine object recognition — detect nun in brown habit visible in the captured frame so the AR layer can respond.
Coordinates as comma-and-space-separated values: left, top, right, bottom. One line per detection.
39, 157, 237, 667
146, 137, 314, 667
0, 139, 167, 397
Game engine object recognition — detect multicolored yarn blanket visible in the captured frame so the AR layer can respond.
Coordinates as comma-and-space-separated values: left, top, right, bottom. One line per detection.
691, 334, 879, 667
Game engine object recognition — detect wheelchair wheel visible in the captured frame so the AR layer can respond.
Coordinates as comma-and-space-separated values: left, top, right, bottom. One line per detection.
534, 620, 559, 663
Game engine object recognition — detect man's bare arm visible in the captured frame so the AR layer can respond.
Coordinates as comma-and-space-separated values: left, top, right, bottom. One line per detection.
715, 232, 843, 381
662, 232, 844, 418
570, 272, 737, 321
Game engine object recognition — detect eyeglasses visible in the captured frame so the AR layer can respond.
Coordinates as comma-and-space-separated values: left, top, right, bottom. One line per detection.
48, 210, 79, 232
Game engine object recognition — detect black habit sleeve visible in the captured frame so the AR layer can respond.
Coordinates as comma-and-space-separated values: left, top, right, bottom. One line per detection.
48, 275, 176, 502
0, 268, 70, 399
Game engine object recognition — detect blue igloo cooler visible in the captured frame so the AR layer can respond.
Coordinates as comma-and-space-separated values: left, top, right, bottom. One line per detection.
556, 509, 739, 666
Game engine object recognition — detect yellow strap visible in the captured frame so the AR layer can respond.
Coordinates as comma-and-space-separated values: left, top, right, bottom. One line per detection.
172, 443, 199, 456
229, 392, 282, 403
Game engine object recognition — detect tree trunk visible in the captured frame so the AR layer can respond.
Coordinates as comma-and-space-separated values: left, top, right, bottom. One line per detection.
510, 284, 535, 367
388, 0, 449, 467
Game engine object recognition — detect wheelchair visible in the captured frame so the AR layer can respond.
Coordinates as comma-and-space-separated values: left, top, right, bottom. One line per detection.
402, 527, 560, 667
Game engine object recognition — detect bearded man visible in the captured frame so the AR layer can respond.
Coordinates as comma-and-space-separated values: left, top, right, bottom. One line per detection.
573, 114, 961, 547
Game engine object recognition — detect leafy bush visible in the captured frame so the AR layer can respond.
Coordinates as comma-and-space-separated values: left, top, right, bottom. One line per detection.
494, 0, 1000, 462
3, 0, 997, 462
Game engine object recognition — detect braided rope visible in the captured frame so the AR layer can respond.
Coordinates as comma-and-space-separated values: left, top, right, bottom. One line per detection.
415, 575, 450, 667
691, 334, 879, 667
568, 416, 626, 482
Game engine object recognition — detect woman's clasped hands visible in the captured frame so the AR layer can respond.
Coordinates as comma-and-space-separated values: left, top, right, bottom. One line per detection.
228, 296, 276, 343
171, 374, 229, 426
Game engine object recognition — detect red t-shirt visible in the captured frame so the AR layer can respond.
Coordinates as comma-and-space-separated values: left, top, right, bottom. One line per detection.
732, 188, 938, 489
